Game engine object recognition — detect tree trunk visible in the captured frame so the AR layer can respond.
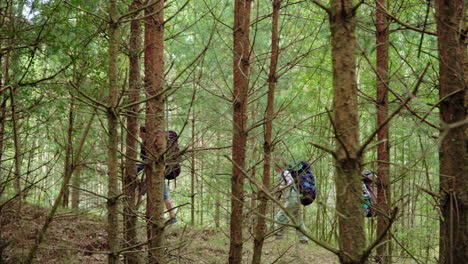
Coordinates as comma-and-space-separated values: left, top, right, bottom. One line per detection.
374, 0, 391, 262
10, 88, 22, 202
434, 0, 467, 263
200, 141, 204, 225
0, 97, 5, 186
144, 0, 166, 262
123, 1, 143, 263
215, 133, 221, 228
329, 0, 365, 263
0, 63, 5, 186
62, 98, 74, 208
106, 0, 121, 263
71, 165, 81, 209
191, 116, 196, 226
251, 0, 280, 263
229, 0, 251, 263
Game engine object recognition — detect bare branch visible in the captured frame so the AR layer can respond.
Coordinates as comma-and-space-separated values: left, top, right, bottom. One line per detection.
309, 141, 336, 158
309, 0, 331, 15
368, 2, 436, 36
358, 63, 430, 156
69, 81, 108, 110
224, 155, 340, 256
360, 207, 399, 262
63, 0, 107, 22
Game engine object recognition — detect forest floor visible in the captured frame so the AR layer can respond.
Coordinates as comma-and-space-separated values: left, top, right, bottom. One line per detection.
1, 202, 338, 263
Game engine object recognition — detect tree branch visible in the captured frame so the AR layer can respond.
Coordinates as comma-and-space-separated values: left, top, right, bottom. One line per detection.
309, 141, 336, 158
224, 155, 340, 256
369, 2, 436, 36
360, 207, 399, 262
358, 63, 430, 156
309, 0, 331, 15
63, 0, 107, 22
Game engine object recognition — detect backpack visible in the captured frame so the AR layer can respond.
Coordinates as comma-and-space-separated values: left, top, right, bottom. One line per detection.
138, 130, 181, 180
362, 183, 373, 217
287, 161, 317, 206
164, 130, 181, 180
361, 170, 377, 217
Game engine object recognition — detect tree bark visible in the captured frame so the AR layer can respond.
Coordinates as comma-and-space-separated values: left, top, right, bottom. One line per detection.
434, 0, 467, 263
329, 0, 365, 263
106, 0, 121, 263
0, 97, 5, 185
229, 0, 251, 263
123, 1, 143, 263
144, 0, 166, 262
374, 0, 391, 262
251, 0, 281, 263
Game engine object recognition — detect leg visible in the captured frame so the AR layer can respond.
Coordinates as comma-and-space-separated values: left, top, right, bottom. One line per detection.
163, 182, 176, 218
292, 205, 308, 243
274, 203, 289, 237
274, 195, 297, 237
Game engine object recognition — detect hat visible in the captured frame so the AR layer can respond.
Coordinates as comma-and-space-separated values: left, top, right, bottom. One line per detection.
361, 170, 374, 182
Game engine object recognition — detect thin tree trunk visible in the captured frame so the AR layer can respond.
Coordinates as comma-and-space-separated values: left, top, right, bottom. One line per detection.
0, 59, 5, 185
71, 165, 81, 209
215, 133, 221, 228
191, 116, 196, 226
144, 0, 166, 262
24, 96, 95, 263
251, 0, 280, 263
24, 140, 76, 263
200, 146, 204, 226
106, 0, 121, 263
10, 88, 22, 202
434, 0, 467, 263
229, 0, 251, 263
329, 0, 365, 263
0, 2, 9, 195
375, 0, 391, 262
62, 98, 74, 208
123, 1, 143, 263
0, 97, 5, 185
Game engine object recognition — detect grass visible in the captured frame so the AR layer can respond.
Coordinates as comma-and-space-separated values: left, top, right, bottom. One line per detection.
0, 202, 338, 263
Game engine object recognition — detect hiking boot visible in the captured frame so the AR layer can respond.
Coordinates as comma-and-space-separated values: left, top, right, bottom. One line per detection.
299, 239, 308, 244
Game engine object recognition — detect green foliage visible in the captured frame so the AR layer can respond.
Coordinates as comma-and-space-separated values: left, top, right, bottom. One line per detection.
0, 1, 447, 262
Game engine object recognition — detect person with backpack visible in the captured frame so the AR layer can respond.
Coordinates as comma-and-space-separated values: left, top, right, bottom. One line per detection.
273, 158, 317, 244
138, 126, 181, 225
361, 170, 377, 217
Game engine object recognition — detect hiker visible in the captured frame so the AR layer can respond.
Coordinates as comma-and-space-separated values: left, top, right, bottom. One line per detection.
138, 126, 178, 225
273, 158, 316, 244
362, 170, 377, 217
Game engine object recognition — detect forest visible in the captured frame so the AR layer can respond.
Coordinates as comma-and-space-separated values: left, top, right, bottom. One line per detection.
0, 0, 466, 263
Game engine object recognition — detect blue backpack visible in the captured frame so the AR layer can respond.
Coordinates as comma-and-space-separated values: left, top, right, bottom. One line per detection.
287, 161, 317, 206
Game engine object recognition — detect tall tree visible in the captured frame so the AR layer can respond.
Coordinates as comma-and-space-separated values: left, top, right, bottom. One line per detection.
229, 0, 252, 263
434, 0, 467, 263
123, 0, 143, 263
144, 0, 166, 262
191, 116, 196, 226
252, 0, 281, 263
318, 0, 365, 262
71, 166, 82, 209
106, 0, 121, 263
374, 0, 391, 262
62, 98, 74, 208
